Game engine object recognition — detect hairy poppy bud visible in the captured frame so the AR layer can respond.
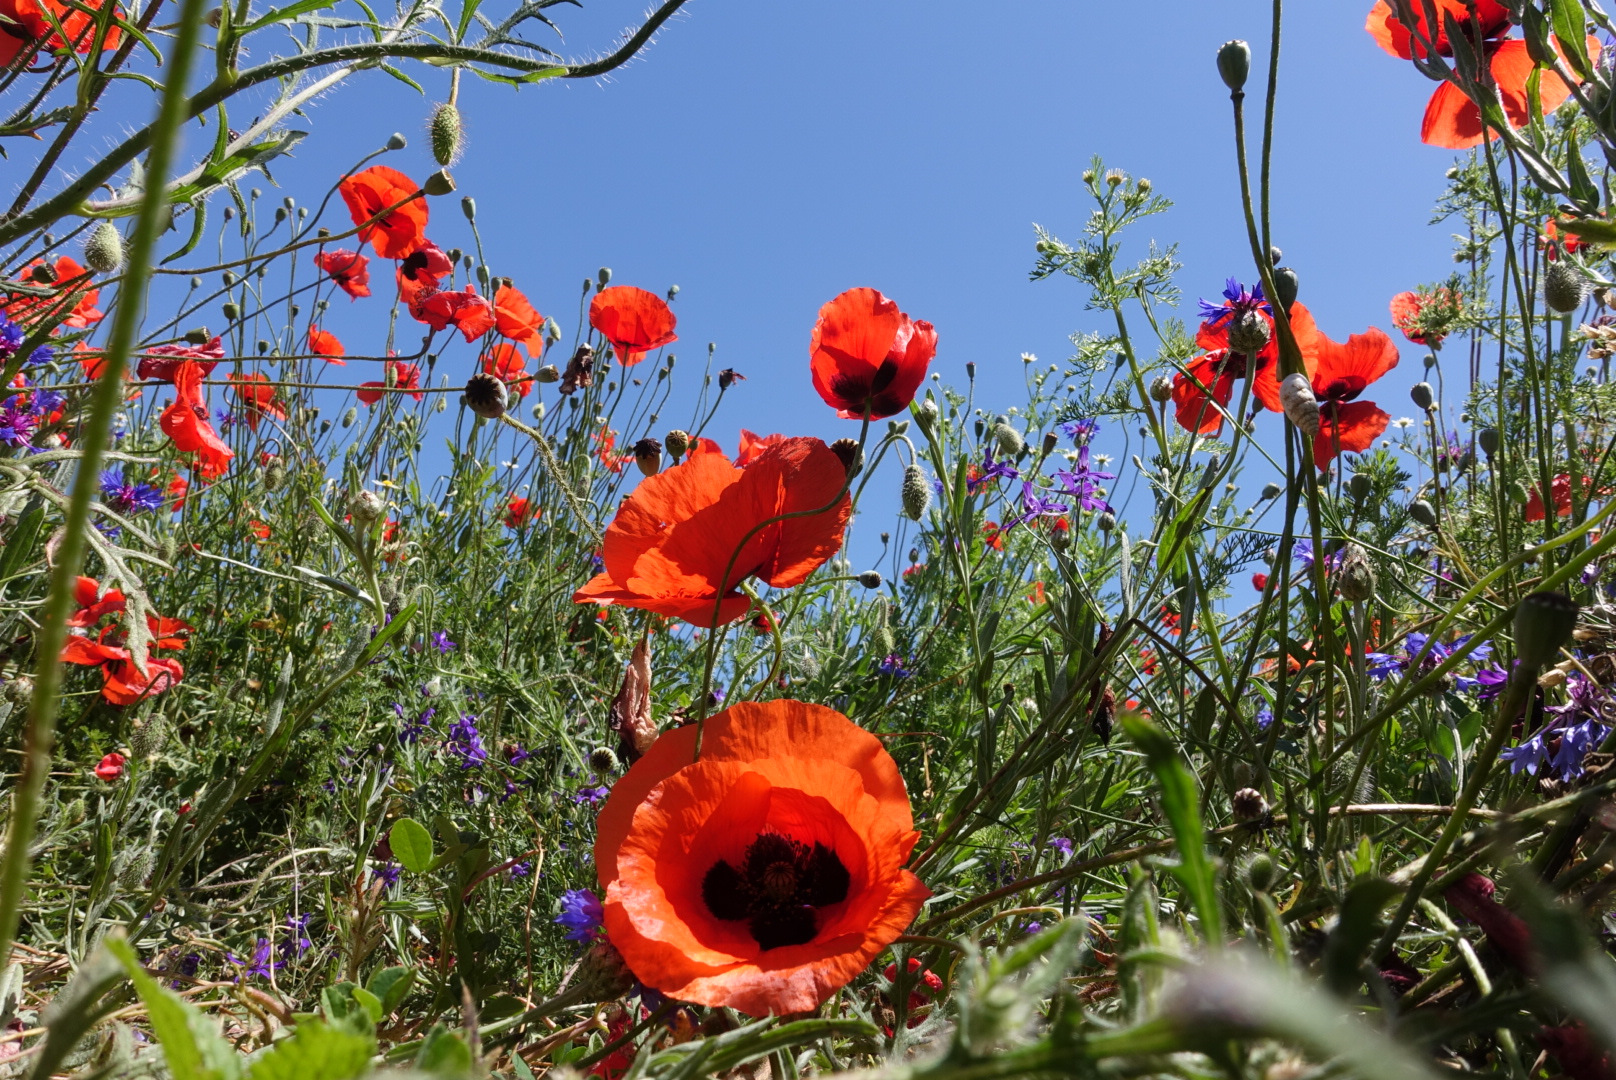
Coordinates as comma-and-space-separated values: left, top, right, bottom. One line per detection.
349, 489, 384, 525
2, 675, 32, 706
1227, 308, 1272, 354
129, 717, 167, 761
1478, 427, 1499, 457
1231, 787, 1268, 822
1097, 511, 1116, 532
1409, 498, 1438, 528
1261, 481, 1283, 500
633, 437, 663, 477
1278, 372, 1319, 439
385, 132, 407, 150
1272, 266, 1299, 311
1041, 430, 1059, 457
664, 429, 690, 462
83, 222, 124, 273
1336, 543, 1376, 601
1546, 261, 1590, 313
183, 327, 210, 345
1410, 381, 1435, 410
1515, 591, 1580, 669
463, 372, 508, 419
992, 419, 1024, 456
915, 398, 939, 432
28, 263, 55, 284
589, 746, 619, 774
429, 101, 462, 166
831, 437, 863, 477
901, 463, 931, 521
263, 455, 286, 492
1217, 39, 1251, 91
1149, 375, 1173, 403
530, 364, 559, 385
1246, 852, 1276, 892
1348, 472, 1372, 500
342, 406, 357, 428
857, 570, 883, 589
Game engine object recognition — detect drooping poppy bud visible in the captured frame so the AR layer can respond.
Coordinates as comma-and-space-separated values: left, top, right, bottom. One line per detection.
1150, 375, 1173, 403
830, 437, 862, 476
857, 570, 883, 589
1217, 39, 1251, 92
463, 372, 508, 420
992, 418, 1024, 456
1514, 591, 1580, 669
1231, 787, 1268, 821
1336, 544, 1376, 601
1278, 372, 1319, 439
1478, 427, 1500, 457
1409, 498, 1438, 528
83, 222, 125, 273
1246, 852, 1276, 892
901, 464, 930, 521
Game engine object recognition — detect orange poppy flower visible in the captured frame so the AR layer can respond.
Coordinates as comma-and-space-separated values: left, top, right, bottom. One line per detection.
337, 166, 427, 259
494, 284, 545, 352
1171, 354, 1239, 435
504, 495, 538, 529
574, 437, 851, 626
981, 521, 1004, 551
400, 279, 495, 341
809, 287, 937, 420
2, 0, 121, 60
61, 577, 189, 706
10, 255, 103, 328
589, 286, 677, 366
315, 249, 371, 299
596, 698, 930, 1017
482, 343, 531, 399
158, 360, 233, 478
735, 429, 786, 468
307, 326, 346, 362
228, 372, 286, 431
357, 360, 423, 406
1306, 326, 1399, 467
248, 520, 271, 540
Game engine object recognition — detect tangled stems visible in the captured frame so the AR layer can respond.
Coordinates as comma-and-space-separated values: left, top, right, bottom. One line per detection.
496, 412, 599, 542
0, 0, 208, 969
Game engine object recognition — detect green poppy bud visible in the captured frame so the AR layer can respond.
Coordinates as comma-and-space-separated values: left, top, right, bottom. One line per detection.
1513, 590, 1580, 669
429, 101, 463, 166
1217, 39, 1251, 92
901, 463, 931, 521
423, 169, 455, 196
1409, 498, 1438, 528
222, 302, 240, 321
1410, 381, 1434, 410
664, 429, 690, 462
1246, 852, 1276, 892
1478, 427, 1499, 456
83, 221, 124, 273
992, 419, 1024, 456
1272, 266, 1299, 311
1149, 375, 1173, 403
342, 406, 357, 428
386, 132, 407, 150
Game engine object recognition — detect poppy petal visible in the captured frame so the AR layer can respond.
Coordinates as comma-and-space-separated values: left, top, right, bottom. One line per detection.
1314, 400, 1390, 467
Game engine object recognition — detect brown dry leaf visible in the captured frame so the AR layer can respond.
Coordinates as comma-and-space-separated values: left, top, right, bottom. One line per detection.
611, 632, 656, 762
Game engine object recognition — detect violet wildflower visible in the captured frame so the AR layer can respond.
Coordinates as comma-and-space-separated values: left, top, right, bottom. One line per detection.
556, 888, 604, 943
99, 470, 164, 516
877, 654, 912, 678
372, 861, 402, 887
1256, 705, 1275, 730
232, 938, 281, 981
280, 913, 313, 960
573, 783, 610, 805
1197, 277, 1270, 328
0, 313, 22, 359
1004, 480, 1070, 530
430, 630, 456, 653
967, 446, 1019, 493
0, 400, 38, 448
1050, 836, 1074, 858
447, 713, 488, 768
508, 861, 532, 878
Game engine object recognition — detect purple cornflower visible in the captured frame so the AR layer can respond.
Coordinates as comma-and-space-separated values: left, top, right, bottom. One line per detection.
557, 888, 604, 943
371, 861, 402, 888
1582, 562, 1603, 587
1005, 480, 1070, 531
447, 714, 487, 769
508, 861, 532, 878
1197, 277, 1270, 328
877, 654, 912, 678
280, 913, 313, 960
0, 400, 38, 448
100, 469, 166, 516
1366, 633, 1491, 682
967, 447, 1020, 493
430, 630, 456, 654
1054, 445, 1115, 513
1256, 705, 1275, 730
1456, 664, 1510, 703
215, 408, 239, 433
1501, 673, 1611, 780
1060, 417, 1100, 446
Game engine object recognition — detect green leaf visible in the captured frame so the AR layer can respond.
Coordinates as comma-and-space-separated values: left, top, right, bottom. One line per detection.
0, 498, 44, 582
414, 1025, 474, 1077
1560, 215, 1616, 247
237, 0, 337, 33
365, 966, 414, 1014
1320, 877, 1402, 995
377, 63, 424, 92
1549, 0, 1592, 79
389, 818, 434, 874
1121, 712, 1223, 944
1566, 134, 1599, 212
246, 1020, 373, 1080
160, 200, 207, 265
107, 938, 241, 1080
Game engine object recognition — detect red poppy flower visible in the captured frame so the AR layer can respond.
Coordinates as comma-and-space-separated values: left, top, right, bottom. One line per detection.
1171, 353, 1239, 435
574, 438, 852, 626
397, 241, 453, 287
228, 372, 286, 431
135, 336, 223, 383
10, 255, 104, 328
594, 427, 633, 475
1304, 325, 1399, 467
167, 473, 189, 510
589, 286, 677, 367
1389, 287, 1462, 346
62, 579, 189, 706
1195, 300, 1320, 416
809, 287, 936, 420
482, 343, 531, 400
1027, 581, 1047, 605
1366, 0, 1510, 59
735, 429, 786, 468
94, 752, 126, 782
248, 520, 271, 540
504, 495, 538, 529
1541, 219, 1585, 259
1524, 473, 1600, 522
338, 166, 427, 259
4, 0, 121, 60
596, 698, 930, 1016
357, 360, 423, 406
494, 284, 545, 352
1252, 572, 1268, 591
981, 521, 1004, 552
159, 360, 233, 478
307, 326, 346, 362
400, 279, 495, 341
315, 249, 371, 299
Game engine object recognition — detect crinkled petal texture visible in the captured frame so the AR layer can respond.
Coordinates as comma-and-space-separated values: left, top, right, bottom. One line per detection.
1171, 355, 1237, 435
1421, 39, 1598, 149
1309, 326, 1399, 403
590, 286, 677, 366
159, 361, 233, 478
1315, 400, 1390, 468
1366, 0, 1510, 60
809, 288, 937, 420
574, 438, 851, 625
338, 166, 427, 260
597, 700, 930, 1017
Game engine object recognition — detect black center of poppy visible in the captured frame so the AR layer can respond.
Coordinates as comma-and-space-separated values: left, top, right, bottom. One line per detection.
701, 832, 850, 950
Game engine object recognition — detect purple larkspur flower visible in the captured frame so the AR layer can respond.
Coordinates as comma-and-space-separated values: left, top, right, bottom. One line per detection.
506, 745, 532, 765
431, 630, 456, 654
1005, 480, 1070, 531
967, 446, 1020, 494
573, 784, 609, 805
1049, 836, 1074, 858
447, 713, 487, 768
230, 938, 281, 981
280, 913, 313, 960
557, 888, 604, 943
508, 861, 532, 878
372, 861, 402, 887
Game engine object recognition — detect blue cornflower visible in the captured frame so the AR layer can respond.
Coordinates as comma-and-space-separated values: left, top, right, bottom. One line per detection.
0, 313, 22, 359
0, 400, 37, 448
1197, 277, 1270, 328
1502, 673, 1610, 781
556, 888, 604, 943
99, 470, 164, 516
1061, 417, 1100, 446
26, 345, 52, 367
877, 654, 912, 678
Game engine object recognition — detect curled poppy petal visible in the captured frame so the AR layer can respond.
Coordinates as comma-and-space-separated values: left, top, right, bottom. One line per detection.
228, 372, 286, 431
574, 438, 850, 626
597, 699, 930, 1017
1314, 400, 1389, 467
735, 429, 786, 467
357, 360, 422, 407
315, 249, 371, 299
1420, 39, 1598, 149
809, 288, 936, 420
589, 286, 677, 366
307, 327, 346, 362
398, 241, 453, 287
158, 360, 233, 478
494, 284, 545, 352
136, 336, 223, 383
1366, 0, 1510, 60
338, 166, 427, 260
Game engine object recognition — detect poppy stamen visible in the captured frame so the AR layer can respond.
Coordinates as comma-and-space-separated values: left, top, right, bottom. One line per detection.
702, 832, 850, 950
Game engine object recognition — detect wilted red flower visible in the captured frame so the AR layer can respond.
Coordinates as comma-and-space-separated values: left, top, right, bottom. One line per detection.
1443, 872, 1535, 973
314, 249, 371, 299
6, 255, 103, 329
228, 372, 286, 431
735, 428, 786, 467
94, 752, 126, 782
307, 326, 346, 362
596, 699, 930, 1016
135, 336, 223, 383
809, 287, 936, 420
338, 166, 427, 259
504, 495, 538, 529
494, 284, 545, 352
574, 438, 851, 625
159, 360, 233, 478
1305, 326, 1400, 467
397, 241, 453, 286
357, 360, 423, 406
1367, 0, 1598, 148
1389, 287, 1462, 346
482, 343, 530, 400
589, 286, 677, 366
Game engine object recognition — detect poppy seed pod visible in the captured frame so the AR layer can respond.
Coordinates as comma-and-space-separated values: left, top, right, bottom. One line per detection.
1515, 591, 1580, 669
421, 171, 456, 198
1041, 430, 1058, 457
1227, 308, 1272, 354
1546, 261, 1590, 313
1246, 852, 1277, 892
1410, 381, 1435, 410
385, 132, 407, 150
1336, 543, 1376, 601
664, 429, 690, 462
83, 221, 124, 273
830, 438, 863, 477
857, 570, 883, 589
1271, 266, 1299, 311
915, 398, 939, 432
1231, 787, 1268, 822
1478, 427, 1500, 457
901, 463, 931, 521
1261, 481, 1283, 500
1149, 375, 1173, 403
222, 302, 239, 321
463, 372, 508, 419
992, 420, 1024, 456
633, 437, 663, 477
718, 368, 743, 390
460, 196, 476, 222
183, 327, 211, 345
590, 746, 620, 774
429, 101, 462, 166
1217, 39, 1251, 92
1409, 498, 1438, 528
598, 267, 613, 288
1278, 372, 1319, 439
